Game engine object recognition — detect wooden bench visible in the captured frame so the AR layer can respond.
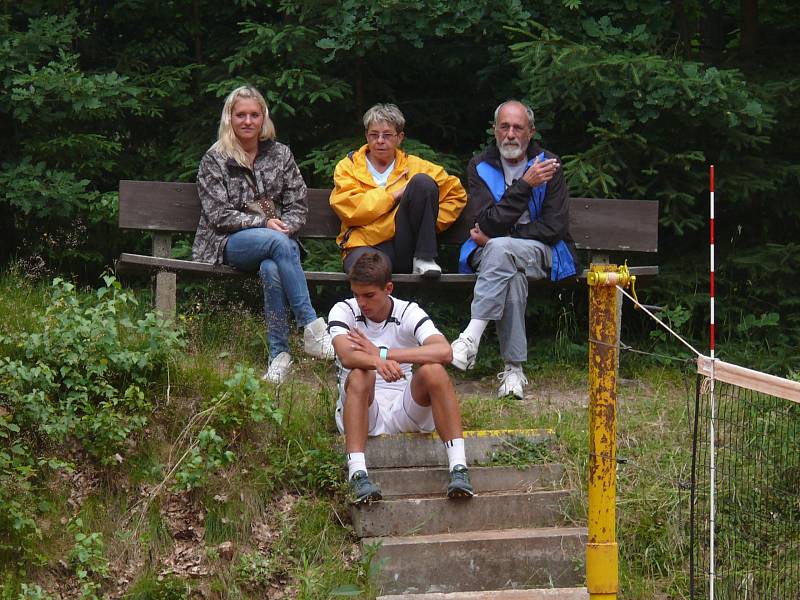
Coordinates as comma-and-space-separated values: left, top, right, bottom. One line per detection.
115, 180, 659, 316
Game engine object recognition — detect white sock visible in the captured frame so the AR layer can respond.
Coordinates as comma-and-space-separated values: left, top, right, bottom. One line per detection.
443, 438, 466, 472
464, 319, 488, 343
346, 452, 367, 481
505, 361, 523, 373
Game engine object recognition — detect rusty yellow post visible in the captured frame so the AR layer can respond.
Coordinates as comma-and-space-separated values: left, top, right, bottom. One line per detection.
586, 263, 633, 600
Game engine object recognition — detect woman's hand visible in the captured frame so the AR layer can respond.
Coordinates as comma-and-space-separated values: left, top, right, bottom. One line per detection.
266, 218, 290, 234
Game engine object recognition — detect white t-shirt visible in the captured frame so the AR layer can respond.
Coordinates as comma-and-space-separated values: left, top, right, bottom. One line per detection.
366, 157, 395, 187
328, 296, 442, 395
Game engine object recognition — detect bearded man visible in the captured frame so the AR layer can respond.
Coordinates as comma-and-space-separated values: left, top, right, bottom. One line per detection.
450, 100, 578, 399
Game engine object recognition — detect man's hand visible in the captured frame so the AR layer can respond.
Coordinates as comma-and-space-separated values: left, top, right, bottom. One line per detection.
375, 358, 405, 382
470, 223, 490, 247
347, 329, 378, 356
521, 155, 560, 188
348, 329, 404, 381
266, 218, 290, 234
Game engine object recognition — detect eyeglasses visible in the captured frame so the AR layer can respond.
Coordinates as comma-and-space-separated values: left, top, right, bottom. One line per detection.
367, 132, 398, 141
496, 124, 529, 134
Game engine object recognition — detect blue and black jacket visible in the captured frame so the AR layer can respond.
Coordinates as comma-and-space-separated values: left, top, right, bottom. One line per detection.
458, 142, 578, 280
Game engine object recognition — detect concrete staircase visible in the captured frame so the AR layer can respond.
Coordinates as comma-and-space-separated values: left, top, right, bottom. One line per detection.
350, 430, 588, 599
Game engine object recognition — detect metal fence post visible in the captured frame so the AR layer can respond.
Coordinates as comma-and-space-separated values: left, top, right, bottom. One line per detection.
586, 263, 629, 600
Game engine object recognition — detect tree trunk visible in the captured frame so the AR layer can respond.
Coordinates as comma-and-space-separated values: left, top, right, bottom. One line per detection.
699, 1, 725, 63
740, 0, 758, 58
673, 0, 692, 58
355, 60, 364, 120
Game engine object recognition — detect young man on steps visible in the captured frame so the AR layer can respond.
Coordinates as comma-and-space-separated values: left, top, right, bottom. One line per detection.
328, 251, 473, 504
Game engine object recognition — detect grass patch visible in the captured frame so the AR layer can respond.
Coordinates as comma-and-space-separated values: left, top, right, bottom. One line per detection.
484, 436, 555, 468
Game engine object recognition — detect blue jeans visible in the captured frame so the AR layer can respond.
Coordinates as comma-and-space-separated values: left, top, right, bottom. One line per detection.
223, 228, 317, 358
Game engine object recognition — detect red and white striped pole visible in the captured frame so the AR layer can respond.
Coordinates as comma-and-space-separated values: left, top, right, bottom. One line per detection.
710, 165, 715, 360
709, 164, 716, 599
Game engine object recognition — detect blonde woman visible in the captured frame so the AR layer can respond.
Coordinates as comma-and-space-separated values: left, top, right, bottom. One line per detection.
192, 86, 333, 383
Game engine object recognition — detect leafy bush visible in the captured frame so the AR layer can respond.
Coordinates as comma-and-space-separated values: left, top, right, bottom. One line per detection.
15, 584, 58, 600
67, 517, 109, 600
0, 276, 184, 463
173, 427, 236, 492
0, 276, 183, 566
0, 431, 64, 566
173, 365, 283, 492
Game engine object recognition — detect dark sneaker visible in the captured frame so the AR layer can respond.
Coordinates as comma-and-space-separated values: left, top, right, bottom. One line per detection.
447, 465, 474, 499
349, 470, 382, 504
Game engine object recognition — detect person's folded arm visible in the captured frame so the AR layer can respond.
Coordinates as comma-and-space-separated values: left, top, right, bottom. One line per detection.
197, 154, 266, 233
330, 159, 395, 227
385, 334, 453, 365
275, 147, 308, 235
511, 165, 569, 245
332, 331, 406, 382
467, 155, 529, 238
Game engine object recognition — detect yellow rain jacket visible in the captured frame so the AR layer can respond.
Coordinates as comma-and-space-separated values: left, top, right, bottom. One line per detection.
330, 144, 467, 253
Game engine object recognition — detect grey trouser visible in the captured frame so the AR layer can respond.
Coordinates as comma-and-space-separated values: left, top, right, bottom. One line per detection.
470, 237, 552, 363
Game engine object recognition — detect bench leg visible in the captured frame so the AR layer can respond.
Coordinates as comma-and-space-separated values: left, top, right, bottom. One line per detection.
155, 271, 177, 319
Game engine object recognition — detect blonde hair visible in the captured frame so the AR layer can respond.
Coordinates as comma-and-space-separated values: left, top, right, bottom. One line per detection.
212, 86, 276, 167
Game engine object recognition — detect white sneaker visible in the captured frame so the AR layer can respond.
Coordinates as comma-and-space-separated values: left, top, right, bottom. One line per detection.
303, 317, 335, 360
451, 333, 478, 371
497, 366, 528, 399
412, 257, 442, 278
263, 352, 293, 384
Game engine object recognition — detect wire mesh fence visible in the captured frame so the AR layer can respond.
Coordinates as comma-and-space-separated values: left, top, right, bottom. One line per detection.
691, 359, 800, 599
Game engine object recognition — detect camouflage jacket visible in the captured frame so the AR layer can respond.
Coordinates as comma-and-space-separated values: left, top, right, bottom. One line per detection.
192, 140, 308, 265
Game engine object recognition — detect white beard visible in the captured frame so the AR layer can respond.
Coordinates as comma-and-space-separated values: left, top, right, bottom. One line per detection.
499, 142, 525, 161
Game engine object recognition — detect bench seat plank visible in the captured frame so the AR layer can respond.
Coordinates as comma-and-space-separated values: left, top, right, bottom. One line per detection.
116, 253, 658, 285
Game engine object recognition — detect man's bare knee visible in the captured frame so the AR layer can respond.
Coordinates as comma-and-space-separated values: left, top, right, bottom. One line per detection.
345, 368, 376, 396
414, 363, 451, 393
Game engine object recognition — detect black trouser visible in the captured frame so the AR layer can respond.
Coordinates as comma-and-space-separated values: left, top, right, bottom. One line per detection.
343, 173, 439, 274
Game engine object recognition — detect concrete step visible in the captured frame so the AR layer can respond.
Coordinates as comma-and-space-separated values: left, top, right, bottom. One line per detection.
365, 526, 587, 595
352, 489, 569, 537
378, 588, 588, 599
369, 464, 565, 498
355, 429, 554, 469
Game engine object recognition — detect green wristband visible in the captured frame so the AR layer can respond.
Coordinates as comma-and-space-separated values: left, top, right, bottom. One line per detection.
379, 346, 389, 360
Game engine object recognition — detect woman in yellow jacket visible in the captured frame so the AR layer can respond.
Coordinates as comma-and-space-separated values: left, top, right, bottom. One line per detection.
330, 103, 467, 277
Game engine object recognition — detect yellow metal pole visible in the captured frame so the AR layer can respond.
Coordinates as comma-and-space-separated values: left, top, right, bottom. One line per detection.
586, 263, 629, 600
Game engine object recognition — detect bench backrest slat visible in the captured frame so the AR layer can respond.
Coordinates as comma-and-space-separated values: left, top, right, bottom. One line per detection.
119, 180, 658, 252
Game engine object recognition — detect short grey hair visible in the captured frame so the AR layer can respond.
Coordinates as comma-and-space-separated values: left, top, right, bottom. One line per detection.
363, 103, 406, 133
493, 100, 535, 129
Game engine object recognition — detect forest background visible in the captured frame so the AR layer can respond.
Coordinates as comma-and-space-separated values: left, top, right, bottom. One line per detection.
2, 0, 799, 371
1, 1, 799, 597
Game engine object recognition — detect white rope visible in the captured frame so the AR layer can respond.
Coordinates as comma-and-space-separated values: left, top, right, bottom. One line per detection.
615, 285, 703, 357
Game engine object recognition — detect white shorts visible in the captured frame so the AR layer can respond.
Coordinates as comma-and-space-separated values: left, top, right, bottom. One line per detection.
335, 375, 435, 436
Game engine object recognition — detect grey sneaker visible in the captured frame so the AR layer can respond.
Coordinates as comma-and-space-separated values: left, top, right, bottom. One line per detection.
349, 470, 382, 504
447, 465, 474, 499
262, 352, 293, 384
496, 366, 528, 399
451, 333, 478, 371
303, 317, 335, 360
